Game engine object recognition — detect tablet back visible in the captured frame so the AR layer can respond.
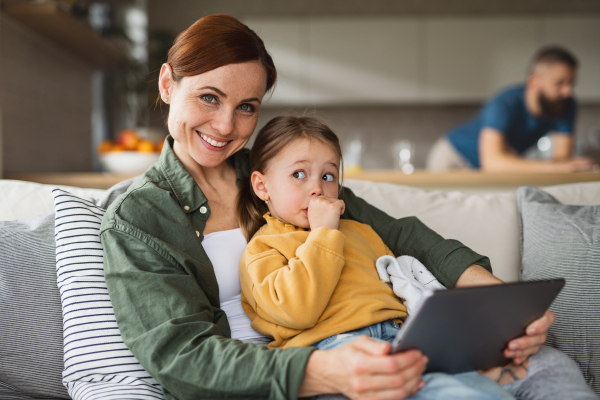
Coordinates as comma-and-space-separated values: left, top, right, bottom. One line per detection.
392, 279, 564, 374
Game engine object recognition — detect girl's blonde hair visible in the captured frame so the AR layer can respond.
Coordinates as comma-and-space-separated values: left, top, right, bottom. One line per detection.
237, 116, 343, 241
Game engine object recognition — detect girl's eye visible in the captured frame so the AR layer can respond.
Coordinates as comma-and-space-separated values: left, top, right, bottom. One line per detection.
323, 173, 335, 182
293, 171, 306, 179
200, 94, 217, 103
238, 103, 255, 112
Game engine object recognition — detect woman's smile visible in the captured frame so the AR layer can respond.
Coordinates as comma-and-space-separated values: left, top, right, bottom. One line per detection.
197, 131, 231, 150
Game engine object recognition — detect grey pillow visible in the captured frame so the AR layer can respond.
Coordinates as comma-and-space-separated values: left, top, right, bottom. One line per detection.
518, 186, 600, 395
0, 179, 135, 400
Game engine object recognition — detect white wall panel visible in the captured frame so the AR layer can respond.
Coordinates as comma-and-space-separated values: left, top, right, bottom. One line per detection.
541, 17, 600, 102
307, 18, 421, 105
243, 18, 311, 105
424, 17, 539, 102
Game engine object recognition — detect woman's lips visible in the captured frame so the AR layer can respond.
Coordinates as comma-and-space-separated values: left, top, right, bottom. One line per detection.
303, 209, 308, 215
197, 131, 230, 150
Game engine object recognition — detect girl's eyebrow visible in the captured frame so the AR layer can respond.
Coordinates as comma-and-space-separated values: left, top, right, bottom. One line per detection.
286, 160, 339, 169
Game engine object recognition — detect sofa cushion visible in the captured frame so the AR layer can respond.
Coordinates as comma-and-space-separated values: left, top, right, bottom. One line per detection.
344, 180, 600, 283
0, 180, 106, 221
0, 213, 70, 399
52, 189, 165, 400
344, 179, 520, 282
518, 186, 600, 395
0, 179, 136, 400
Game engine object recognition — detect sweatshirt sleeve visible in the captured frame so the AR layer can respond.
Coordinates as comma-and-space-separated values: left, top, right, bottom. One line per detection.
340, 187, 492, 288
242, 228, 346, 330
101, 225, 314, 400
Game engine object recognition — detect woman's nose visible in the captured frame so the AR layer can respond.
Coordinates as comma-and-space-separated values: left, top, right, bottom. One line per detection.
211, 107, 235, 136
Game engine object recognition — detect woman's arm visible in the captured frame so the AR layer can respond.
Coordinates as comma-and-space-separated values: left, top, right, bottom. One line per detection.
101, 226, 314, 400
340, 187, 491, 288
242, 227, 346, 329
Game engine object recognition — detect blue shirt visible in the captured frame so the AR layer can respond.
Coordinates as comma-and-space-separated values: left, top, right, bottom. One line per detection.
447, 85, 576, 168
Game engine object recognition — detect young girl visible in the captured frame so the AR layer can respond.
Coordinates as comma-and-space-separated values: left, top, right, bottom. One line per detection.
236, 116, 515, 399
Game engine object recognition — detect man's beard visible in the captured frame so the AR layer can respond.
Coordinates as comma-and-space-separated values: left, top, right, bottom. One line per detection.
538, 92, 571, 119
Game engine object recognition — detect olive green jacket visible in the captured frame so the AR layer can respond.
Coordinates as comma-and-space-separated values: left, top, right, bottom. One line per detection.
100, 136, 491, 400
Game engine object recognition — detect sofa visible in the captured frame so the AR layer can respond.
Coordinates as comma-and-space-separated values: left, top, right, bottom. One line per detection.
1, 177, 599, 399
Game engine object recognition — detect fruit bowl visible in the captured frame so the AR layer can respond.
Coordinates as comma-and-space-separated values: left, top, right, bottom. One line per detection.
99, 151, 160, 174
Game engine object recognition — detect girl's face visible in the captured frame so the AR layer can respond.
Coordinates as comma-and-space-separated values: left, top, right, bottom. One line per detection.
159, 61, 267, 170
252, 138, 340, 229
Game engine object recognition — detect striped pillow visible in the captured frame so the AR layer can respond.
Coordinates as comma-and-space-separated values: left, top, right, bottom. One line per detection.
518, 186, 600, 395
53, 189, 165, 400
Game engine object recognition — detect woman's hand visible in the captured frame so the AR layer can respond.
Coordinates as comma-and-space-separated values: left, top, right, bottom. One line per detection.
307, 196, 345, 230
456, 265, 556, 365
504, 310, 555, 364
299, 336, 427, 400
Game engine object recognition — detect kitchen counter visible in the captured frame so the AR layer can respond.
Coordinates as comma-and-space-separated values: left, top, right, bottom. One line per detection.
5, 170, 600, 191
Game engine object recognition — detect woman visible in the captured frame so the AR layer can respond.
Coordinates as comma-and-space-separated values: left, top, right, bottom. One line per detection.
100, 14, 570, 400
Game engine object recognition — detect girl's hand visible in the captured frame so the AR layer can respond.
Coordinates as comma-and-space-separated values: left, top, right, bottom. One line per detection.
307, 196, 346, 230
299, 336, 428, 399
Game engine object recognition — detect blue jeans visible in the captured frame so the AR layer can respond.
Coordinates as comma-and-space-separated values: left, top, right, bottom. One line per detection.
313, 321, 515, 400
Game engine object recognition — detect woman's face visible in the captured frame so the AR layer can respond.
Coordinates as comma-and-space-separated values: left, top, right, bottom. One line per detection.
159, 62, 267, 169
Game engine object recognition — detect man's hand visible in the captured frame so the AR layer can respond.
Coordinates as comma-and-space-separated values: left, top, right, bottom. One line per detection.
299, 336, 428, 400
307, 196, 345, 230
504, 310, 555, 364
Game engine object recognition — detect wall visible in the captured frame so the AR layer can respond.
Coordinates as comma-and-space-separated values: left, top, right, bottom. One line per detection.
0, 15, 94, 174
245, 16, 600, 105
145, 8, 600, 170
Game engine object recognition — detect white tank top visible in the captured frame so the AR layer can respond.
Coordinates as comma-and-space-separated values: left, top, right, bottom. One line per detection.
202, 228, 267, 341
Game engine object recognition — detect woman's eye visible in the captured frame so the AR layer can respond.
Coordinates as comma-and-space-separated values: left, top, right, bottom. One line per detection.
238, 103, 255, 112
200, 94, 217, 103
292, 171, 306, 179
323, 173, 335, 182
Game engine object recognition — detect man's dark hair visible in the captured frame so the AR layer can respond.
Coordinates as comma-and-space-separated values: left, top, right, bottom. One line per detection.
532, 46, 578, 70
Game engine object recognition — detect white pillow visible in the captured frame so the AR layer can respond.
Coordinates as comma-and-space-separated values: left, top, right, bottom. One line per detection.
0, 180, 106, 221
53, 188, 165, 400
344, 179, 520, 282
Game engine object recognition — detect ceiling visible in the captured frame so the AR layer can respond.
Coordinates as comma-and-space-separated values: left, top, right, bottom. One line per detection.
148, 0, 600, 33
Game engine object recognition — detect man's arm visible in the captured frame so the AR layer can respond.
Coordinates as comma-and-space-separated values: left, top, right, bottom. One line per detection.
479, 128, 595, 172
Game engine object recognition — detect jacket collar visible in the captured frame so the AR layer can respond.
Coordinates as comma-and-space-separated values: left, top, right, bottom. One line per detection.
158, 135, 250, 214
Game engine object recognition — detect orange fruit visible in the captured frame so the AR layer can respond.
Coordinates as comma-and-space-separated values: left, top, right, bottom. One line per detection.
110, 143, 126, 152
156, 138, 165, 153
117, 130, 140, 150
136, 140, 156, 153
98, 140, 113, 154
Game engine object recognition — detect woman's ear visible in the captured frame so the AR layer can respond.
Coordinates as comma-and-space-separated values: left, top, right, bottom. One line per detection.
251, 171, 269, 202
159, 63, 173, 103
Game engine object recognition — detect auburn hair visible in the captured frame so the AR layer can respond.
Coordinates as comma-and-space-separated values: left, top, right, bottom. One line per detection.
237, 116, 343, 241
166, 14, 276, 92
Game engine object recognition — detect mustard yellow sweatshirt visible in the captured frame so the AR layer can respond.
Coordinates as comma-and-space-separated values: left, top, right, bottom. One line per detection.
240, 213, 408, 349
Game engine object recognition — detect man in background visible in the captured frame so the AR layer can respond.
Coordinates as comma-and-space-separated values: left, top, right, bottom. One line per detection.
427, 46, 597, 172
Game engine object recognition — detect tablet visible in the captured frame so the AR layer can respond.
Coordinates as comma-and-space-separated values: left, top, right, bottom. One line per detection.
391, 278, 565, 374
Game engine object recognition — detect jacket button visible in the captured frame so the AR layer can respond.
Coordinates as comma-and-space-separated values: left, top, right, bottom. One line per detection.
200, 206, 207, 214
184, 205, 190, 211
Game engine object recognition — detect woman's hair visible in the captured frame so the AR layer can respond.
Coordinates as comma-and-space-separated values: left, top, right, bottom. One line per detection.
237, 116, 343, 241
166, 14, 276, 92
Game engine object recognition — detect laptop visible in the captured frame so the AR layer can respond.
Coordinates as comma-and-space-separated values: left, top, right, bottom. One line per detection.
390, 279, 565, 374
